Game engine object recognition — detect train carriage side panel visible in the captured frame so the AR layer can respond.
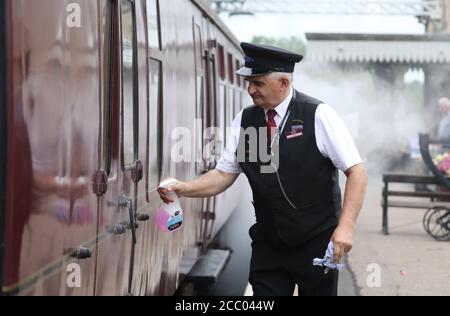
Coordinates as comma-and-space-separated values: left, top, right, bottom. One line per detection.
124, 0, 163, 296
130, 0, 151, 297
136, 0, 248, 295
205, 23, 248, 241
0, 0, 8, 296
160, 0, 224, 293
3, 0, 33, 294
95, 0, 143, 296
4, 0, 105, 295
128, 0, 248, 295
1, 0, 249, 296
189, 1, 250, 245
128, 0, 205, 296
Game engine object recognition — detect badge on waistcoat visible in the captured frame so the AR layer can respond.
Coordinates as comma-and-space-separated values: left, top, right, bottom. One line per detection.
286, 124, 304, 140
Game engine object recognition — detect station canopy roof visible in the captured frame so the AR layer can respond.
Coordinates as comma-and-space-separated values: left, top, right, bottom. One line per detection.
305, 33, 450, 64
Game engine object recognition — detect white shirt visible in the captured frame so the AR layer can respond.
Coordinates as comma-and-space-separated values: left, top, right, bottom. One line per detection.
438, 112, 450, 139
216, 87, 362, 174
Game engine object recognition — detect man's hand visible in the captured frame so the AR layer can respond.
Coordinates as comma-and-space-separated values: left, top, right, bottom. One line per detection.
157, 179, 188, 204
330, 163, 367, 263
331, 225, 353, 263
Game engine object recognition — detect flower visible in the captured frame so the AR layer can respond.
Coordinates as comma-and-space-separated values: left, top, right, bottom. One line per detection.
434, 150, 450, 177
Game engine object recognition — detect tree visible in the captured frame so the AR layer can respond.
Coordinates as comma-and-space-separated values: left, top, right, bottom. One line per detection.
251, 36, 307, 55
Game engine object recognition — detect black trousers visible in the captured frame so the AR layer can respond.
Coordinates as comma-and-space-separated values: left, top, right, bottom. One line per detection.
249, 225, 339, 296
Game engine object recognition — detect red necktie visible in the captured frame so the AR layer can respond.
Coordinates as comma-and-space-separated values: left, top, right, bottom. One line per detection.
267, 109, 277, 143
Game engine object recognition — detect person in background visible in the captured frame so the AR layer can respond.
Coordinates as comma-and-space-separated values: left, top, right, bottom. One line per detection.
437, 97, 450, 140
415, 97, 450, 192
436, 97, 450, 199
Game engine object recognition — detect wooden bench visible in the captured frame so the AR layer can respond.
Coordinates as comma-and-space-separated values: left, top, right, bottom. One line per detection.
382, 173, 450, 235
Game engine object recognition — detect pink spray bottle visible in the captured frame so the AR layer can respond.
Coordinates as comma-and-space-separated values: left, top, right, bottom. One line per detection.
156, 178, 183, 232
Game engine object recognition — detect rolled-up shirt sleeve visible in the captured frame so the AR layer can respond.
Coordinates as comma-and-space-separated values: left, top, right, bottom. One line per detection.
216, 110, 243, 174
315, 104, 363, 172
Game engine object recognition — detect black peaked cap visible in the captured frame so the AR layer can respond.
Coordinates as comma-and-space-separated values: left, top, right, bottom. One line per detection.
237, 42, 304, 77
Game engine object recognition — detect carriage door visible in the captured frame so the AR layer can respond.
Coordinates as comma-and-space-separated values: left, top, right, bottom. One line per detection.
118, 0, 143, 296
193, 18, 219, 250
95, 0, 141, 296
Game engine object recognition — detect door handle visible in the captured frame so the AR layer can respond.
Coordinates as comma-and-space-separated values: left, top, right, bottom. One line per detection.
137, 213, 150, 222
131, 160, 143, 183
118, 194, 137, 244
69, 247, 92, 260
107, 224, 127, 235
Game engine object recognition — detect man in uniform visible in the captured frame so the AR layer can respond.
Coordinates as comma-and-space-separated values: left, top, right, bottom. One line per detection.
158, 43, 368, 296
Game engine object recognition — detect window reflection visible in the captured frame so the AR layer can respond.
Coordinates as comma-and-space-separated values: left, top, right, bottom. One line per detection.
121, 0, 135, 167
148, 59, 162, 188
146, 0, 161, 50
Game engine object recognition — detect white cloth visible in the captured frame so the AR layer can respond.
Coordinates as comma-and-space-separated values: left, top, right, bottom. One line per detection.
216, 87, 362, 174
312, 241, 345, 274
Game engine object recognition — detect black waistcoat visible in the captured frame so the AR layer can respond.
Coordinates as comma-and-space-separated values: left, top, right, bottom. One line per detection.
237, 90, 342, 247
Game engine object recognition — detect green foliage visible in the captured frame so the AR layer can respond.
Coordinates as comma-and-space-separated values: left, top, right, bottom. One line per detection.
251, 36, 306, 55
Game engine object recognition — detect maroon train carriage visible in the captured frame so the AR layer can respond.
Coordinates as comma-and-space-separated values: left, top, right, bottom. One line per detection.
0, 0, 250, 296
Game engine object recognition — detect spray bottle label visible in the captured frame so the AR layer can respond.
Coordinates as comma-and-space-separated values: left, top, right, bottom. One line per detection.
156, 205, 183, 232
167, 210, 183, 231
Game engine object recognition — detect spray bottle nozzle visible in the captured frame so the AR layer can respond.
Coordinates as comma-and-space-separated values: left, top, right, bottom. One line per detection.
158, 178, 178, 190
159, 178, 179, 201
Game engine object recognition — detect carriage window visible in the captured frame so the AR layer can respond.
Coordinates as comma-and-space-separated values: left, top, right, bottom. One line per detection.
219, 84, 226, 149
99, 0, 113, 174
146, 0, 161, 50
195, 75, 204, 172
196, 76, 204, 121
227, 53, 234, 85
193, 24, 203, 72
193, 23, 205, 174
148, 59, 162, 189
121, 0, 137, 167
234, 89, 241, 117
228, 87, 235, 123
235, 59, 241, 87
226, 87, 235, 146
218, 45, 225, 81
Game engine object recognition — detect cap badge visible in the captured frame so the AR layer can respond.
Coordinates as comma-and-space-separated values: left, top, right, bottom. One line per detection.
244, 56, 255, 64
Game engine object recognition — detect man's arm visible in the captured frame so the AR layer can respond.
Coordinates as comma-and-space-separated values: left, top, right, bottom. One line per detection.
158, 169, 240, 204
331, 163, 368, 262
